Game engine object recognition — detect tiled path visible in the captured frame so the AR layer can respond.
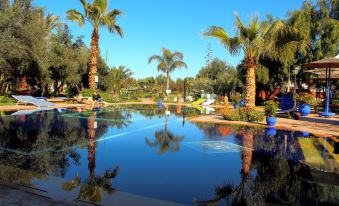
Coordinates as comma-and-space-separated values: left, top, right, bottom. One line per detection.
189, 113, 339, 137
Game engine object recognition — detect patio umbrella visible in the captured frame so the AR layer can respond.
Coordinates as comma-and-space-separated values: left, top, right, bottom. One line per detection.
302, 55, 339, 117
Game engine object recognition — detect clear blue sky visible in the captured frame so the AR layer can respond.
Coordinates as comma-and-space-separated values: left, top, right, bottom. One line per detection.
34, 0, 306, 79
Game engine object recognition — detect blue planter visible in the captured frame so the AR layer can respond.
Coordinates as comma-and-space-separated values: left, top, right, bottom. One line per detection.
240, 100, 245, 107
301, 131, 310, 137
265, 127, 277, 136
158, 100, 163, 108
233, 104, 238, 109
266, 117, 277, 127
299, 103, 311, 117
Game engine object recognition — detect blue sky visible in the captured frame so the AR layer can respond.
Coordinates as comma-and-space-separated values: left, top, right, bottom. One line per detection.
34, 0, 306, 79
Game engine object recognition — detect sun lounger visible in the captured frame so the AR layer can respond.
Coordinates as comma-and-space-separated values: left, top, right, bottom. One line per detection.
201, 99, 215, 106
12, 95, 55, 107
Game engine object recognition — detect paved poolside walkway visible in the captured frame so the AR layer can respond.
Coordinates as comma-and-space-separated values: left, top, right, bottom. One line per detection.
189, 113, 339, 137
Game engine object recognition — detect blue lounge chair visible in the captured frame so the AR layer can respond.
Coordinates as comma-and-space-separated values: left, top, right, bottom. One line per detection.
276, 93, 300, 120
12, 95, 55, 107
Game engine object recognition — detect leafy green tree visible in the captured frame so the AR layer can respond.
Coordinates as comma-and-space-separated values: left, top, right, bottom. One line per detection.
48, 25, 79, 95
0, 0, 49, 93
148, 48, 187, 101
197, 58, 229, 81
66, 0, 124, 90
196, 58, 242, 97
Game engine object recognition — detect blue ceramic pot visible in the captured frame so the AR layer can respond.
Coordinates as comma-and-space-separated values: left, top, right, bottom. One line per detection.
299, 103, 311, 116
301, 131, 310, 137
158, 100, 163, 108
233, 104, 238, 109
240, 100, 245, 107
265, 127, 277, 136
266, 117, 277, 127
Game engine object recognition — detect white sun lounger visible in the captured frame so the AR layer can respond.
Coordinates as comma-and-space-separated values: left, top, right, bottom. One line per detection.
12, 95, 55, 107
201, 99, 215, 106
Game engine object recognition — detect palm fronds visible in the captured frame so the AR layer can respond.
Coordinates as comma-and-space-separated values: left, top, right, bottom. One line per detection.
66, 9, 85, 27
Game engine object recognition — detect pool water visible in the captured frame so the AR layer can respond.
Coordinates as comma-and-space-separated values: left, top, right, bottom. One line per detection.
0, 105, 338, 205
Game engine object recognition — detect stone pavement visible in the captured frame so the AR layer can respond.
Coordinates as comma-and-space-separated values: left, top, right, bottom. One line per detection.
189, 113, 339, 137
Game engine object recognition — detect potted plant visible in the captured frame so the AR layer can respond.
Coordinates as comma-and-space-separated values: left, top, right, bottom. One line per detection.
264, 100, 278, 127
232, 93, 241, 109
297, 92, 316, 117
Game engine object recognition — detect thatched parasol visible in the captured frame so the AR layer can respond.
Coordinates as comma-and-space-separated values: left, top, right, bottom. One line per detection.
302, 55, 338, 117
305, 68, 339, 80
303, 56, 339, 68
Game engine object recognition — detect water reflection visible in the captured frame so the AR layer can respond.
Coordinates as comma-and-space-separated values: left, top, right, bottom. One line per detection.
145, 108, 185, 154
63, 112, 119, 203
193, 125, 339, 205
0, 106, 337, 205
0, 110, 86, 177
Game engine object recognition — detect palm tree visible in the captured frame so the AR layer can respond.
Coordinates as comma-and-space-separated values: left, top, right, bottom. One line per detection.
148, 48, 187, 101
66, 0, 123, 90
109, 66, 133, 94
204, 13, 301, 107
44, 13, 61, 31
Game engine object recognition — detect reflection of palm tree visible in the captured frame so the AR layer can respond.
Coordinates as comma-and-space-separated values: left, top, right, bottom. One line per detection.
63, 112, 119, 203
195, 132, 261, 206
145, 111, 184, 154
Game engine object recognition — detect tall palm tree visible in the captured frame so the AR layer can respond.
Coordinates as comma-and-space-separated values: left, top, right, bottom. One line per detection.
148, 48, 187, 101
204, 13, 302, 107
66, 0, 123, 90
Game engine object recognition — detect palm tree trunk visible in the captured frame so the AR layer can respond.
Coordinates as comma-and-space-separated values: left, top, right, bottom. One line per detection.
88, 113, 97, 177
89, 27, 99, 90
241, 132, 253, 175
245, 57, 256, 107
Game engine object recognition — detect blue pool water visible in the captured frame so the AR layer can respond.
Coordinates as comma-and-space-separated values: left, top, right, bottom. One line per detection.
0, 105, 338, 205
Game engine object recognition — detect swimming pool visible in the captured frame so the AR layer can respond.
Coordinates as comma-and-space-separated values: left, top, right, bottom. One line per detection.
0, 105, 338, 205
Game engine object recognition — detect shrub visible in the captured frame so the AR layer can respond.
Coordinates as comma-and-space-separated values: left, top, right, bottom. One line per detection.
264, 100, 278, 117
239, 107, 264, 122
81, 89, 95, 97
331, 99, 339, 105
297, 92, 317, 105
99, 92, 119, 103
223, 109, 241, 121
